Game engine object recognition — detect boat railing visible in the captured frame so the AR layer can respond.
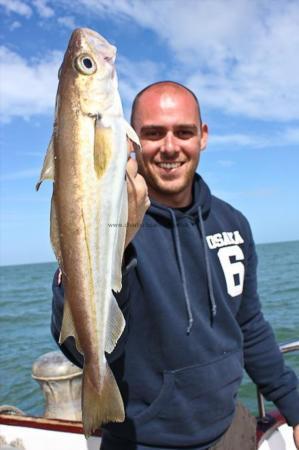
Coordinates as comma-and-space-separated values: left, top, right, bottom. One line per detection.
256, 339, 299, 421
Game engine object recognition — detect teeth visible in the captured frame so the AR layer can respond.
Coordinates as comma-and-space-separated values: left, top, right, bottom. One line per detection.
158, 162, 181, 169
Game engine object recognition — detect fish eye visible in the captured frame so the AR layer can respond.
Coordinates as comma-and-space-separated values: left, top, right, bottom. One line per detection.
74, 54, 97, 75
82, 57, 92, 69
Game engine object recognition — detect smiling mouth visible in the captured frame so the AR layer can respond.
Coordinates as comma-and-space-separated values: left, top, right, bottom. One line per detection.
155, 162, 184, 169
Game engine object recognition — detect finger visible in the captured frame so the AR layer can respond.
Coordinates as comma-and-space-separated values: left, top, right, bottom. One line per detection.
132, 140, 142, 155
126, 157, 138, 178
145, 196, 151, 209
127, 138, 134, 156
134, 174, 148, 195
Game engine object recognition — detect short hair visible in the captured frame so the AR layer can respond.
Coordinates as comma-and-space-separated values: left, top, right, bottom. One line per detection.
130, 80, 202, 127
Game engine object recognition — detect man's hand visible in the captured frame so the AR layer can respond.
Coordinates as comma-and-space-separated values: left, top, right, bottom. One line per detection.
125, 157, 150, 248
294, 424, 299, 449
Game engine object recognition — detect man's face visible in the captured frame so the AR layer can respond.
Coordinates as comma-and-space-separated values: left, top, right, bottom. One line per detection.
133, 86, 208, 207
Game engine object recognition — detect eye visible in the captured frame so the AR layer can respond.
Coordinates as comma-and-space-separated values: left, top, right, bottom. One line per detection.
175, 128, 197, 140
74, 54, 97, 75
141, 128, 165, 140
146, 130, 160, 138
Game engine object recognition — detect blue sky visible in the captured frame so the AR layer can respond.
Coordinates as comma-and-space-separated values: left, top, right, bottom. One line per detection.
0, 0, 298, 266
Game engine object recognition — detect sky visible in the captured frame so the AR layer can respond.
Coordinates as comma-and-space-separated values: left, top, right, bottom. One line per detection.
0, 0, 299, 266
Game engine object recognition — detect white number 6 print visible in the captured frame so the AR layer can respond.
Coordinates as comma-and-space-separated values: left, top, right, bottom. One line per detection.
217, 245, 245, 297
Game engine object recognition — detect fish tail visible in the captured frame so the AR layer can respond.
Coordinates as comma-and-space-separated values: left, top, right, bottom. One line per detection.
82, 361, 125, 437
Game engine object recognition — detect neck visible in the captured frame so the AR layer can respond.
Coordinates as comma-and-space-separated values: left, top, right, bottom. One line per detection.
148, 185, 192, 208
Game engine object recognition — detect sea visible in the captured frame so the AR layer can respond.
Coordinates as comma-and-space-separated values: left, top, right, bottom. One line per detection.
0, 241, 298, 417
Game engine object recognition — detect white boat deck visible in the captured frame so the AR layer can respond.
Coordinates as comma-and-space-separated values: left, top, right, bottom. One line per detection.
0, 415, 101, 450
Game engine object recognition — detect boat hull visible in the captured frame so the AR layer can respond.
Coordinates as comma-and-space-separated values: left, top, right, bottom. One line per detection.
0, 410, 297, 450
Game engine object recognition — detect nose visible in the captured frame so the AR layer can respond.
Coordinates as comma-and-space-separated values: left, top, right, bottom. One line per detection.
160, 131, 179, 157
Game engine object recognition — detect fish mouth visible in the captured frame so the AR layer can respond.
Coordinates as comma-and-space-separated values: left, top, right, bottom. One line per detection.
88, 113, 102, 120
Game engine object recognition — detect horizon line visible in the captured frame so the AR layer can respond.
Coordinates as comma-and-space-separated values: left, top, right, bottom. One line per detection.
1, 238, 298, 268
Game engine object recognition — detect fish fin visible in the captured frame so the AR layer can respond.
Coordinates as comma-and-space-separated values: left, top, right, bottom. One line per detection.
36, 135, 55, 190
59, 298, 83, 355
82, 360, 125, 437
105, 294, 126, 354
111, 186, 128, 292
94, 120, 112, 178
123, 119, 141, 149
50, 196, 79, 351
50, 196, 62, 265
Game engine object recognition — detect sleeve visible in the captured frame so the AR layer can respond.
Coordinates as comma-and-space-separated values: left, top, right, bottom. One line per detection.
236, 221, 299, 427
51, 244, 137, 369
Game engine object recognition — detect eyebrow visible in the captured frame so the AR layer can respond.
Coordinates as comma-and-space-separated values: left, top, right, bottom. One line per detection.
140, 124, 199, 131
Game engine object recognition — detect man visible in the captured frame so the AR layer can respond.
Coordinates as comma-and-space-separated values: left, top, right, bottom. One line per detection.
51, 81, 299, 449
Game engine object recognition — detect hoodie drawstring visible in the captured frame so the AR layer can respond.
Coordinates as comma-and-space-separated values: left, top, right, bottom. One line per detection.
198, 206, 217, 319
168, 206, 217, 335
169, 209, 194, 335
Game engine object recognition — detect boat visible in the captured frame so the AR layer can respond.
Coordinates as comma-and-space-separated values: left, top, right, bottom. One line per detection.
256, 339, 299, 450
0, 340, 298, 449
0, 413, 101, 450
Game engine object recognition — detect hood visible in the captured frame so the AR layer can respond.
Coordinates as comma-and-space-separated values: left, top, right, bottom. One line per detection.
147, 174, 212, 223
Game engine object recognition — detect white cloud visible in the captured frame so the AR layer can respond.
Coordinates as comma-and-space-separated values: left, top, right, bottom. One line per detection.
69, 0, 299, 121
57, 15, 76, 29
0, 46, 61, 122
9, 20, 21, 30
0, 45, 162, 123
210, 133, 262, 148
284, 127, 299, 144
32, 0, 54, 18
209, 128, 299, 149
0, 0, 55, 19
0, 0, 32, 17
117, 55, 163, 101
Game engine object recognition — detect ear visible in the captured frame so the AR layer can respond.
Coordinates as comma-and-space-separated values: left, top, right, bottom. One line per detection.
200, 124, 208, 151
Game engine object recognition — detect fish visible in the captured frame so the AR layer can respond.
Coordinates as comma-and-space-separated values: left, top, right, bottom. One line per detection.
36, 28, 141, 436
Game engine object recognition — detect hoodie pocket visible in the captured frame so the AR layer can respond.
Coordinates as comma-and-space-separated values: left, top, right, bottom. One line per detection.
133, 350, 243, 435
133, 371, 175, 425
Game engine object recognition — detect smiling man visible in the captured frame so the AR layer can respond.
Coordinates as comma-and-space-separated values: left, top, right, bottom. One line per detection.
132, 82, 208, 207
52, 81, 299, 450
